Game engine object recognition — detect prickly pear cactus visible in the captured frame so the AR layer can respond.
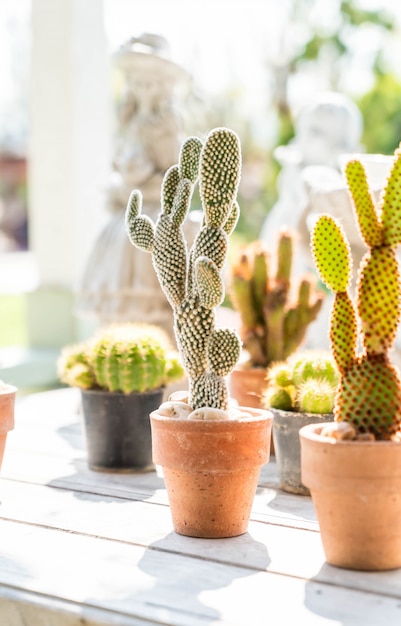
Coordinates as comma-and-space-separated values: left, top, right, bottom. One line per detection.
229, 232, 324, 367
310, 146, 401, 439
125, 128, 242, 410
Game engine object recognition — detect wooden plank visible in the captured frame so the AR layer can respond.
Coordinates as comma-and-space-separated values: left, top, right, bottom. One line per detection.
0, 518, 400, 626
0, 479, 400, 602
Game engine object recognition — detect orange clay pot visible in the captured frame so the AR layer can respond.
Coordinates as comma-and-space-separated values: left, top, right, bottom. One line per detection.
0, 384, 16, 468
300, 423, 401, 571
229, 366, 274, 454
228, 366, 267, 409
150, 407, 272, 538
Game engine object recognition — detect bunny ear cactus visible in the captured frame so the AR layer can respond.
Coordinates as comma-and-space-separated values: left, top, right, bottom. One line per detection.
125, 128, 242, 411
311, 146, 401, 440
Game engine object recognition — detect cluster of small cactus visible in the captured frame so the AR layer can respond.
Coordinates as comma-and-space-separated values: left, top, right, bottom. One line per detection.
57, 323, 184, 393
229, 232, 324, 368
263, 350, 338, 414
125, 127, 242, 411
311, 145, 401, 439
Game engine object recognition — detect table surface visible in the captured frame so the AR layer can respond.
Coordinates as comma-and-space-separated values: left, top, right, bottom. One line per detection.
0, 387, 400, 626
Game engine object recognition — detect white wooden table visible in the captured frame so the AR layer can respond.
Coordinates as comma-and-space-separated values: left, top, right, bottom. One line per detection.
0, 388, 400, 625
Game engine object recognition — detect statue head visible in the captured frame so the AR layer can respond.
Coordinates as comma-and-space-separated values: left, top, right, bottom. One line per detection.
295, 92, 363, 169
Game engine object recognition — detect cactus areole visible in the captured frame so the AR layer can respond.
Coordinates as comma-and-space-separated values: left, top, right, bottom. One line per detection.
311, 145, 401, 440
125, 128, 243, 411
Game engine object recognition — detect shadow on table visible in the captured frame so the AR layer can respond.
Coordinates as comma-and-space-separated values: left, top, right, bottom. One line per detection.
134, 532, 272, 623
46, 406, 166, 503
303, 563, 397, 625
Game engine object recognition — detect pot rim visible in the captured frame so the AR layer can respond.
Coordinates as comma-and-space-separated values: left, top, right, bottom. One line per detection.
150, 405, 273, 430
300, 422, 401, 447
270, 407, 333, 419
80, 386, 164, 397
0, 384, 17, 395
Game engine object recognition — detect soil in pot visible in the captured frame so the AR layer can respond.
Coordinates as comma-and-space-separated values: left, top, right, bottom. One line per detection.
300, 423, 401, 570
81, 387, 163, 472
150, 407, 272, 538
272, 408, 333, 495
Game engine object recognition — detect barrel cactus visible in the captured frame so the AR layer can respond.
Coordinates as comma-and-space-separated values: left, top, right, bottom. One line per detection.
310, 146, 401, 440
229, 232, 324, 367
57, 323, 184, 393
263, 350, 338, 414
125, 127, 242, 411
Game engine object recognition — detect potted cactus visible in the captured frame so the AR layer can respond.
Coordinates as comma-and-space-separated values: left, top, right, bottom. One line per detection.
228, 232, 324, 410
300, 145, 401, 570
125, 127, 273, 538
57, 323, 184, 472
0, 380, 16, 470
263, 350, 337, 495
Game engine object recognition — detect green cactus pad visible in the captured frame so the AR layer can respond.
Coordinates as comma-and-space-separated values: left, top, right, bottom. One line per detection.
311, 215, 352, 293
344, 160, 382, 248
195, 257, 224, 309
171, 179, 193, 225
161, 165, 180, 215
193, 227, 228, 272
179, 136, 203, 183
381, 145, 401, 247
329, 292, 358, 374
223, 201, 240, 235
191, 372, 229, 410
126, 189, 142, 219
335, 353, 401, 438
199, 128, 241, 228
126, 215, 155, 252
153, 215, 187, 306
357, 247, 401, 353
207, 328, 241, 377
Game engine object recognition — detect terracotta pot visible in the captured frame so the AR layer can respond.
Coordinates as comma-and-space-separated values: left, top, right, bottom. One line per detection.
271, 408, 333, 495
0, 384, 16, 468
229, 366, 275, 454
228, 366, 267, 409
300, 423, 401, 570
150, 407, 272, 538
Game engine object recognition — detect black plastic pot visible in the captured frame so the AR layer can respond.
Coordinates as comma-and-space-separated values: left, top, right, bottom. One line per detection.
271, 407, 334, 495
80, 388, 164, 472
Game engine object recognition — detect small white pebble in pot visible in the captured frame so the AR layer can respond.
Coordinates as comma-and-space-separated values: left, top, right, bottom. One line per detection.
157, 401, 193, 419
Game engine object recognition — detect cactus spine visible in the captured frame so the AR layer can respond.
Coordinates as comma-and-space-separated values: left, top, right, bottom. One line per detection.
229, 232, 324, 367
125, 128, 242, 410
311, 146, 401, 439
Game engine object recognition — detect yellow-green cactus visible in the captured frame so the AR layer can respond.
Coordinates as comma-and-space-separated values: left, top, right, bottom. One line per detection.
263, 350, 338, 414
310, 145, 401, 439
125, 128, 242, 410
57, 324, 184, 394
229, 232, 324, 367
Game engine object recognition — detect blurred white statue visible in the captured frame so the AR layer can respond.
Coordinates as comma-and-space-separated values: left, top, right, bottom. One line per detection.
261, 91, 363, 278
76, 34, 195, 337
